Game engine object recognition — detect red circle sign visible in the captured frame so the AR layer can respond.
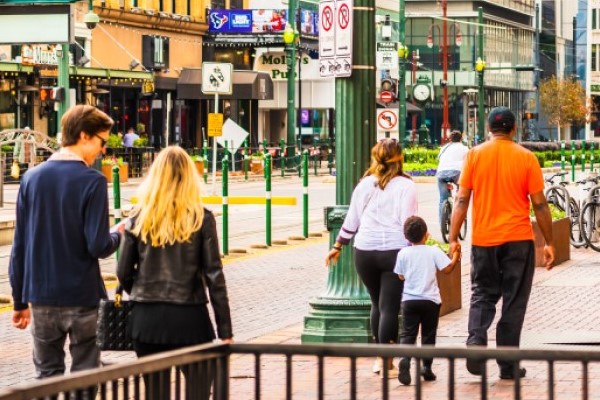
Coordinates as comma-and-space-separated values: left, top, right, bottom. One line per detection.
321, 6, 334, 32
380, 91, 394, 103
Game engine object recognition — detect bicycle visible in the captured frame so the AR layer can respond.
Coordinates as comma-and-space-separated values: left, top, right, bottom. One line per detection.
578, 176, 600, 252
543, 172, 583, 247
440, 181, 467, 243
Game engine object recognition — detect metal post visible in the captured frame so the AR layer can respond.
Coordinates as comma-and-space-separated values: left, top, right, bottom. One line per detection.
477, 7, 485, 142
591, 142, 595, 172
302, 0, 374, 344
222, 156, 229, 256
303, 150, 309, 238
112, 165, 121, 259
398, 0, 407, 145
211, 94, 219, 195
571, 140, 576, 182
57, 43, 71, 133
265, 153, 272, 246
534, 3, 541, 141
582, 140, 587, 173
203, 139, 208, 184
561, 140, 566, 181
280, 138, 286, 177
441, 0, 450, 143
285, 1, 297, 168
313, 146, 318, 176
243, 139, 248, 181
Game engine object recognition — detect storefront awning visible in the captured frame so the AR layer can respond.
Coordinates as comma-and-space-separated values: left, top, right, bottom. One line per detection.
177, 69, 273, 100
0, 61, 34, 73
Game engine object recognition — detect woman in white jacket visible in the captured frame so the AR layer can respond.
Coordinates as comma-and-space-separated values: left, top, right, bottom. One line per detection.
325, 138, 418, 376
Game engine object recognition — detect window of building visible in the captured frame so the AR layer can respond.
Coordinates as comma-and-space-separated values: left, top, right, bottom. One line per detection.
593, 8, 597, 30
212, 0, 225, 9
593, 45, 598, 72
230, 0, 243, 9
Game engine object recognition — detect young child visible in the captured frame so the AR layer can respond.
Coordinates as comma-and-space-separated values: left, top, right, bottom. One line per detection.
393, 216, 460, 386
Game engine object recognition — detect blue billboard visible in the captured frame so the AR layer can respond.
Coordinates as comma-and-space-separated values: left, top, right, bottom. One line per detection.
208, 9, 318, 36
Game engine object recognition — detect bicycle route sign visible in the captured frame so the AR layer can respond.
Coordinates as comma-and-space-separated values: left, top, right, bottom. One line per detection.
202, 62, 233, 95
318, 0, 353, 78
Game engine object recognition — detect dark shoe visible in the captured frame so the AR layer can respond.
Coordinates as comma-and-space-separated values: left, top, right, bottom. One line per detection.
466, 358, 483, 376
398, 358, 411, 386
500, 367, 526, 380
421, 367, 437, 381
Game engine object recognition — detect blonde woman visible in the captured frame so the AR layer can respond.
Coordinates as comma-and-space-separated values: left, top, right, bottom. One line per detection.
325, 139, 418, 377
117, 146, 232, 398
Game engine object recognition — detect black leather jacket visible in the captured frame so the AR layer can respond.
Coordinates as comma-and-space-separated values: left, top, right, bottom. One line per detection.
117, 210, 232, 339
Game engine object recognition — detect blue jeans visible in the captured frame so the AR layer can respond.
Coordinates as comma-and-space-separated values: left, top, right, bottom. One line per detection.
436, 170, 461, 224
30, 305, 100, 379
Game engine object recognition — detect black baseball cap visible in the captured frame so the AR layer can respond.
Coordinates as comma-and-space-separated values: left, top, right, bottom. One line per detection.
487, 106, 516, 132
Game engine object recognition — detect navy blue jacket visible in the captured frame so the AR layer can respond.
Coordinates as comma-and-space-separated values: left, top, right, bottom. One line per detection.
9, 159, 120, 311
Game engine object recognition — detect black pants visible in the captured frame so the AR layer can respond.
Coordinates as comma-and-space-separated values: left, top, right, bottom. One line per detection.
134, 341, 213, 400
467, 240, 535, 372
400, 300, 441, 368
354, 248, 403, 344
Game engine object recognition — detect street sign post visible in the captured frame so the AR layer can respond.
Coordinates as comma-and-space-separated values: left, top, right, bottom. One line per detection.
202, 62, 233, 194
318, 0, 353, 78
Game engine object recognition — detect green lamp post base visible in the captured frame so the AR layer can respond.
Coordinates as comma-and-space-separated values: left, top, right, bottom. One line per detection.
418, 124, 430, 145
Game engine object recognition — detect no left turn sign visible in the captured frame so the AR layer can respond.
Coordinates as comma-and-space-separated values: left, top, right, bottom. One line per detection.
377, 109, 398, 132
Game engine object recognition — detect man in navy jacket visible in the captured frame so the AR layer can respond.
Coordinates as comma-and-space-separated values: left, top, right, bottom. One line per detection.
9, 105, 123, 379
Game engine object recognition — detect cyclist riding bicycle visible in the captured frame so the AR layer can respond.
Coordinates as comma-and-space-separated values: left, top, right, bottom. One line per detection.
436, 130, 469, 224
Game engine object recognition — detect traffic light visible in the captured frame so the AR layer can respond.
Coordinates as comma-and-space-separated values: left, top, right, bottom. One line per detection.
523, 112, 538, 120
380, 78, 398, 101
39, 87, 65, 102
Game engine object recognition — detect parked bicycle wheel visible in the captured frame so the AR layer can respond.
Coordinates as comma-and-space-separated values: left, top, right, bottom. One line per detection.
441, 201, 452, 243
580, 202, 600, 252
568, 199, 586, 248
459, 218, 468, 241
545, 187, 569, 212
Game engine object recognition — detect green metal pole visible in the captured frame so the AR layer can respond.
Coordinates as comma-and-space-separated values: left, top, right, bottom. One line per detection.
477, 7, 485, 142
560, 140, 566, 177
203, 139, 208, 184
302, 0, 374, 344
591, 142, 595, 173
242, 139, 248, 181
571, 140, 576, 182
286, 0, 297, 168
303, 149, 309, 238
56, 43, 70, 133
112, 165, 121, 259
313, 146, 318, 176
280, 138, 286, 177
222, 156, 229, 256
581, 140, 587, 173
399, 0, 407, 146
265, 153, 272, 246
328, 145, 333, 175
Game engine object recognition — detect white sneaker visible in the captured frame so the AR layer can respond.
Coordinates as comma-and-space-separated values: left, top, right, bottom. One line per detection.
372, 359, 382, 374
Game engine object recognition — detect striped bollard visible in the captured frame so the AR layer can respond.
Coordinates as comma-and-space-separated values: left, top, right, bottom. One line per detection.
571, 140, 576, 182
560, 141, 565, 182
265, 154, 272, 246
202, 139, 208, 184
582, 140, 587, 173
591, 142, 595, 173
222, 156, 229, 256
112, 165, 121, 259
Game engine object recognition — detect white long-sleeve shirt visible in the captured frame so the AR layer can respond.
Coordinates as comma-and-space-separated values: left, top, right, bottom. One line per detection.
337, 175, 418, 251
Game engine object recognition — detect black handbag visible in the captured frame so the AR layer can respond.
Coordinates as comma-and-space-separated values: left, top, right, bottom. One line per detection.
97, 285, 134, 351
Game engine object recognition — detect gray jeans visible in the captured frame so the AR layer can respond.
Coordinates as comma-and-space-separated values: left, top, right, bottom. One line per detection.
31, 305, 100, 379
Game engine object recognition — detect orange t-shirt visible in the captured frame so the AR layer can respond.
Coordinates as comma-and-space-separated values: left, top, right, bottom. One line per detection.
459, 139, 544, 246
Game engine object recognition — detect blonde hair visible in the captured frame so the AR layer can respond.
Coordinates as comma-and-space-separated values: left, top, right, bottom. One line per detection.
364, 139, 411, 190
130, 146, 204, 247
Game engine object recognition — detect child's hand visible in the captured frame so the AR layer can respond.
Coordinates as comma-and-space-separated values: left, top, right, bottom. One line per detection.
325, 248, 342, 267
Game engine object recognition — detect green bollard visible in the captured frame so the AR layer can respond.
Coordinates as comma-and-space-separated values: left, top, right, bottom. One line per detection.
328, 146, 333, 175
280, 139, 286, 177
303, 150, 309, 238
313, 147, 318, 176
571, 140, 576, 182
265, 153, 272, 246
203, 139, 208, 184
591, 142, 595, 173
582, 140, 587, 173
560, 141, 566, 181
112, 164, 121, 259
222, 156, 229, 256
243, 140, 249, 181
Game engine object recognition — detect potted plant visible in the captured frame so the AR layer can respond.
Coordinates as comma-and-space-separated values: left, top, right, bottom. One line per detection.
192, 155, 204, 176
531, 204, 570, 268
106, 134, 123, 149
101, 156, 128, 183
425, 238, 461, 317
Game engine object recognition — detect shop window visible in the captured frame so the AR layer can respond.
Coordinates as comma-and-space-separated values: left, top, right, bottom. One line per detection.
211, 0, 225, 9
230, 0, 242, 9
142, 35, 170, 71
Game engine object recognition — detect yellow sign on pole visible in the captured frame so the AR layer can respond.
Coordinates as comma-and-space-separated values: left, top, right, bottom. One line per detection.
207, 113, 223, 137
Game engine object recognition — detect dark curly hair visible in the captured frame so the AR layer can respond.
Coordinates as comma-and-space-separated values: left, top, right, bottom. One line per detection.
404, 216, 428, 244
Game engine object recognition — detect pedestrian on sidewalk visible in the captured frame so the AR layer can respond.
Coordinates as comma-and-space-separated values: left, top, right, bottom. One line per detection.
394, 216, 459, 386
435, 130, 468, 225
325, 138, 418, 377
9, 105, 123, 380
117, 146, 233, 399
448, 107, 555, 380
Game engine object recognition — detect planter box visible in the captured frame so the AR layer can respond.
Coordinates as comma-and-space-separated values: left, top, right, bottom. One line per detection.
250, 159, 264, 174
195, 161, 204, 176
436, 261, 462, 317
101, 164, 129, 184
532, 217, 570, 268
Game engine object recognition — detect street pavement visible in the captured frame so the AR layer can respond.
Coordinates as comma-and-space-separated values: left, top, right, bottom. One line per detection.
1, 171, 600, 399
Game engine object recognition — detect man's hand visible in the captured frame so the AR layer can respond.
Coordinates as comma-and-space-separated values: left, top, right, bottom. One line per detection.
449, 240, 462, 263
325, 248, 342, 267
543, 244, 556, 270
12, 309, 30, 330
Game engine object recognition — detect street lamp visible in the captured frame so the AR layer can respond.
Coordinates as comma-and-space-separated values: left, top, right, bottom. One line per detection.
283, 22, 298, 168
398, 43, 409, 146
475, 57, 486, 141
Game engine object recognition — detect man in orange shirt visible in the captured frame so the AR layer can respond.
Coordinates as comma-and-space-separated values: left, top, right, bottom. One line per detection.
448, 107, 555, 380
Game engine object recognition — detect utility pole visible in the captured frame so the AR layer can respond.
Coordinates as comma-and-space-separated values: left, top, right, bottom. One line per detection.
534, 3, 541, 141
476, 7, 485, 141
302, 0, 375, 343
398, 0, 407, 145
441, 0, 450, 143
285, 0, 297, 168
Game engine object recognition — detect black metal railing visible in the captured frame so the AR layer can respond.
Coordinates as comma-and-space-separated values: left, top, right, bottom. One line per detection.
1, 343, 600, 400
